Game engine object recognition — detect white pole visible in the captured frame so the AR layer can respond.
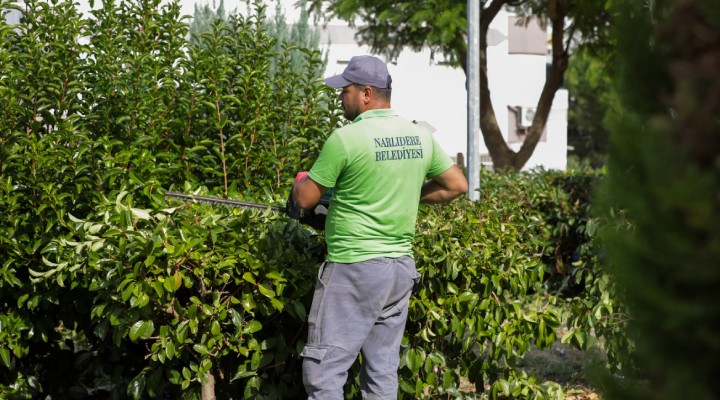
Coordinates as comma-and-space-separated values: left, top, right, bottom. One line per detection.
466, 0, 481, 201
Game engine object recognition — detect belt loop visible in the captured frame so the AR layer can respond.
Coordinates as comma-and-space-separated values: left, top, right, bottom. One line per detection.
318, 261, 326, 281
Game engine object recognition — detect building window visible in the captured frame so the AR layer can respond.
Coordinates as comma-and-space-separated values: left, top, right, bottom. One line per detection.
508, 106, 547, 143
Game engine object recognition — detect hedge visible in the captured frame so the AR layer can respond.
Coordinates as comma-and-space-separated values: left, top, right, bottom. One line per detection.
0, 1, 622, 398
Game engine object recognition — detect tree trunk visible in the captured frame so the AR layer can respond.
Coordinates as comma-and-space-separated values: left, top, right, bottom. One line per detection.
512, 0, 569, 170
479, 0, 516, 170
477, 0, 570, 170
201, 372, 216, 400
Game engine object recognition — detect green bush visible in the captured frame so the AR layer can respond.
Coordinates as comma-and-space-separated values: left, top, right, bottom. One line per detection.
404, 188, 561, 398
0, 0, 620, 398
1, 0, 336, 397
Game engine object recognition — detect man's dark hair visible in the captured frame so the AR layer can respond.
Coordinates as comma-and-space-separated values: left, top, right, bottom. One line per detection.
354, 83, 392, 102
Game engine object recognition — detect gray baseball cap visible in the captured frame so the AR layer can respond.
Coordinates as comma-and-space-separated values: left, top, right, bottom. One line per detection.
324, 55, 392, 89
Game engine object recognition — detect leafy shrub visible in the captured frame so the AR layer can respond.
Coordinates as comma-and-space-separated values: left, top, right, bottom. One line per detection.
402, 192, 561, 398
342, 168, 617, 399
0, 0, 619, 398
1, 0, 337, 397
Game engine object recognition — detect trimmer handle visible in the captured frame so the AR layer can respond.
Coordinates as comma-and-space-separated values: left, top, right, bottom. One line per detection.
285, 189, 332, 231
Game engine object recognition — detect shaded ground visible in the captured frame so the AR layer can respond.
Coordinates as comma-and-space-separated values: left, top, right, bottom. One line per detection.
460, 341, 604, 399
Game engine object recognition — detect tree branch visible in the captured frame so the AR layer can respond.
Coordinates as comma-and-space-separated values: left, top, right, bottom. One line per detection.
479, 0, 516, 169
514, 0, 570, 168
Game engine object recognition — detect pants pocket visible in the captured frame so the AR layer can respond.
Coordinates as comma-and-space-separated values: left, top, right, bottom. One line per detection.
300, 345, 328, 361
307, 263, 334, 343
301, 345, 329, 390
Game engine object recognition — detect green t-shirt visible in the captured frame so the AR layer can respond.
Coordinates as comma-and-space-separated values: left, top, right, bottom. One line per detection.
308, 108, 454, 263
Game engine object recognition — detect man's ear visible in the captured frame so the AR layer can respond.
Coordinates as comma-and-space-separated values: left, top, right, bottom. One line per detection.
362, 86, 373, 104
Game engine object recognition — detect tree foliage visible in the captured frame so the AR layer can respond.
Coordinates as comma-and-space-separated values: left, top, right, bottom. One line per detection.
595, 0, 720, 398
565, 48, 615, 169
190, 0, 326, 79
306, 0, 613, 170
188, 0, 227, 41
264, 0, 326, 76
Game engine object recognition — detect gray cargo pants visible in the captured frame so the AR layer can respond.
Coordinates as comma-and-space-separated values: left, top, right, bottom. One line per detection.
301, 256, 420, 400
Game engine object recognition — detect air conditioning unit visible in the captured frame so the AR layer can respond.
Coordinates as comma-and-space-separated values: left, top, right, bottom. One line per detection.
516, 106, 535, 128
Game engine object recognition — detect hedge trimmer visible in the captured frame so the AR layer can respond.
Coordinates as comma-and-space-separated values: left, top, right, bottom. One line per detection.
164, 191, 329, 231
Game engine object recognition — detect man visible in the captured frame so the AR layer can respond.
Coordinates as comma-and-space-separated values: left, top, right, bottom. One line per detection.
292, 55, 468, 399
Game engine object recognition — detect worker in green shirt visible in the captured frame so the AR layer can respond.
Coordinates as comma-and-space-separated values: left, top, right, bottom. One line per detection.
292, 55, 468, 399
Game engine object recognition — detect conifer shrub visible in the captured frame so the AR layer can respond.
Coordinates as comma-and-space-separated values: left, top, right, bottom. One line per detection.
593, 0, 720, 399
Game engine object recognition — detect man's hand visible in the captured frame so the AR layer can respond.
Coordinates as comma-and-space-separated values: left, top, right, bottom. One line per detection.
292, 171, 327, 210
294, 171, 309, 185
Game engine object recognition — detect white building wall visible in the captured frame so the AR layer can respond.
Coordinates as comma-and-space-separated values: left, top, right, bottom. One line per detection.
320, 9, 567, 171
3, 7, 21, 24
379, 50, 469, 161
518, 89, 568, 170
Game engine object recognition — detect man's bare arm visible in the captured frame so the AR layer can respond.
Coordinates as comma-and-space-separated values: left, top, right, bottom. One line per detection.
292, 176, 328, 209
420, 165, 469, 204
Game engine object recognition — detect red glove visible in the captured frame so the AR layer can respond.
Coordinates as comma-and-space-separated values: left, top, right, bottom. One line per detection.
294, 171, 309, 185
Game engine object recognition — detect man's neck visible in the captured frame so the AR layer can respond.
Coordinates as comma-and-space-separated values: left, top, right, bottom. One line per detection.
364, 100, 391, 112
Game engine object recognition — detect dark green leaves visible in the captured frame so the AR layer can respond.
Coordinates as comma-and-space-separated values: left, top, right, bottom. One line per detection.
0, 0, 615, 398
0, 0, 331, 398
